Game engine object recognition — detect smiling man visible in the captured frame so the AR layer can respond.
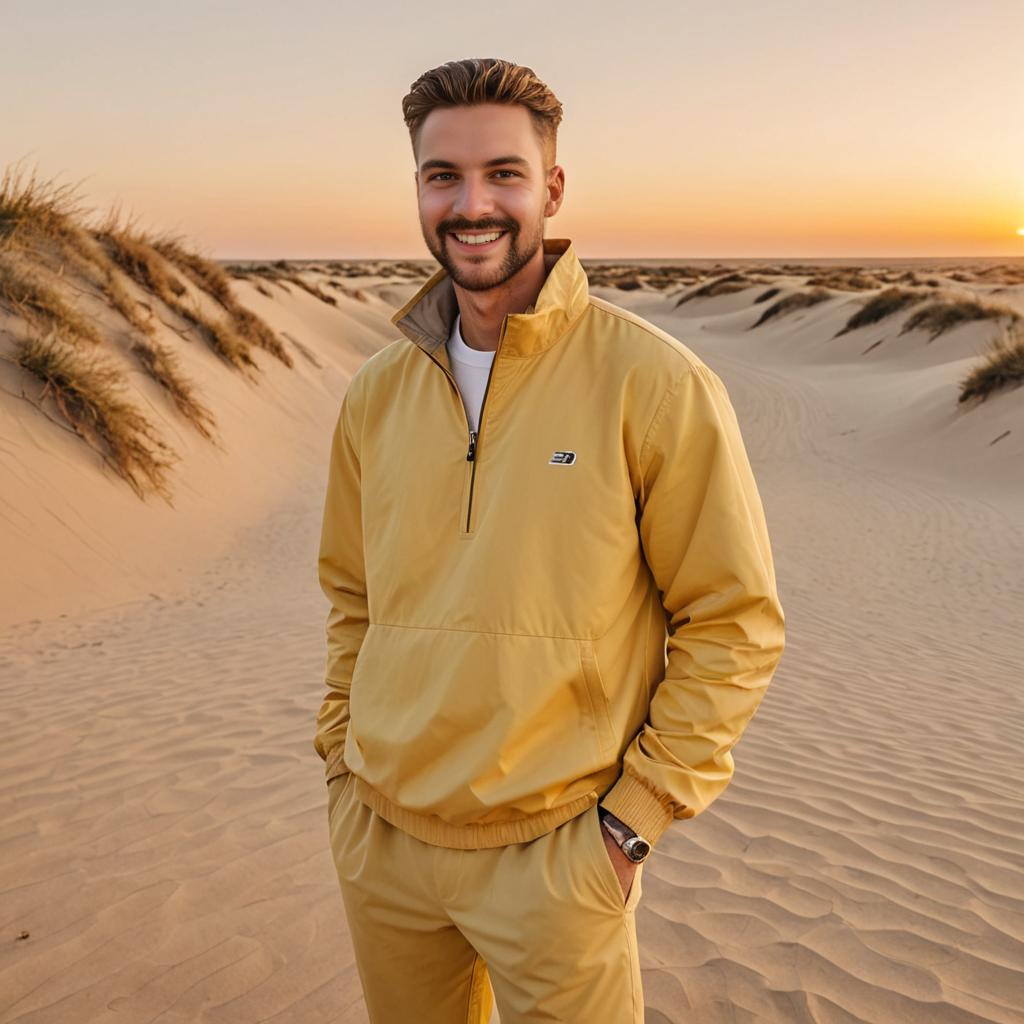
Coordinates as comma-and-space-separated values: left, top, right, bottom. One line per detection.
416, 100, 558, 354
315, 57, 786, 1023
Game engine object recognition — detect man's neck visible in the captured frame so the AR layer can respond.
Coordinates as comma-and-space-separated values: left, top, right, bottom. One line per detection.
454, 246, 548, 352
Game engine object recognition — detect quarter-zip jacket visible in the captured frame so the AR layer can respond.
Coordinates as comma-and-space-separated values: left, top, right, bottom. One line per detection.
314, 237, 785, 850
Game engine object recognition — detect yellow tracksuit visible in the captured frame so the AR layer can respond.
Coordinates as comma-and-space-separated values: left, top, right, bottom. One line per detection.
315, 237, 785, 1021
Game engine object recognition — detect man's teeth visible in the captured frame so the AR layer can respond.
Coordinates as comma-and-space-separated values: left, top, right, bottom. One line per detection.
453, 231, 505, 245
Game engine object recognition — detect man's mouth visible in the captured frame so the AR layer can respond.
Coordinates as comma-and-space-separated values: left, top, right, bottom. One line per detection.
448, 229, 509, 251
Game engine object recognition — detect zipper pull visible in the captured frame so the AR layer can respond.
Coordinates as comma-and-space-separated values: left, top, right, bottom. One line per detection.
466, 430, 478, 461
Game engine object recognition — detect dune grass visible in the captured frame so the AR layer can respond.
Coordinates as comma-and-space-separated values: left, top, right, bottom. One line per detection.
749, 287, 832, 328
291, 274, 335, 304
0, 162, 152, 341
0, 165, 216, 455
224, 259, 340, 310
151, 233, 292, 364
834, 287, 925, 337
278, 270, 339, 307
973, 263, 1024, 285
8, 327, 178, 500
95, 211, 188, 300
805, 271, 882, 291
959, 323, 1024, 403
131, 338, 218, 441
151, 234, 236, 306
326, 279, 371, 302
94, 213, 260, 372
878, 270, 945, 288
899, 296, 1021, 341
583, 264, 699, 291
153, 238, 295, 366
675, 272, 759, 307
882, 275, 934, 287
86, 208, 290, 370
754, 286, 781, 305
230, 303, 294, 361
1, 168, 202, 360
0, 160, 88, 246
0, 253, 105, 345
263, 272, 294, 294
0, 159, 315, 499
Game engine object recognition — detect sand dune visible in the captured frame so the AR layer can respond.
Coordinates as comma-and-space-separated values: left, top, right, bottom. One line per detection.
2, 249, 1023, 1022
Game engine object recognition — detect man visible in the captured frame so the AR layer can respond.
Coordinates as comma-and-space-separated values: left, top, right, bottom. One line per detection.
315, 57, 785, 1023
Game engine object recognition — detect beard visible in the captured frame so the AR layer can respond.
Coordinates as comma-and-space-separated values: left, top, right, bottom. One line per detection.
421, 213, 545, 292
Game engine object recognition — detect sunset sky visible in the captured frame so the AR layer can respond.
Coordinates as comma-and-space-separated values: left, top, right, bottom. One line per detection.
3, 0, 1022, 260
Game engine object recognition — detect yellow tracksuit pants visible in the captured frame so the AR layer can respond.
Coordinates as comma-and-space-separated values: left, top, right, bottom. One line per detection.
327, 770, 646, 1023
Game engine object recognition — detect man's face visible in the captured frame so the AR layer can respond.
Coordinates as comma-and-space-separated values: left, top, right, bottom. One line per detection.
414, 103, 563, 292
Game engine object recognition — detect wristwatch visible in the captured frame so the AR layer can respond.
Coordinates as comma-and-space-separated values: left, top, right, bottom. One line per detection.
597, 806, 652, 863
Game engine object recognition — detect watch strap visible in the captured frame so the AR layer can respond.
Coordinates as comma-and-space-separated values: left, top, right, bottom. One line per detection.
598, 806, 636, 841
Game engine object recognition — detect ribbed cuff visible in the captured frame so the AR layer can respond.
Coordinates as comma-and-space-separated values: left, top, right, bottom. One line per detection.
598, 772, 675, 848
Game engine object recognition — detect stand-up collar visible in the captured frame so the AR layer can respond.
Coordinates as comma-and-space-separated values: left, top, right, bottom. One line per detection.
389, 238, 590, 359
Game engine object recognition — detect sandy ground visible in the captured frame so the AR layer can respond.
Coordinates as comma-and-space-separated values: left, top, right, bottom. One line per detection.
2, 265, 1022, 1022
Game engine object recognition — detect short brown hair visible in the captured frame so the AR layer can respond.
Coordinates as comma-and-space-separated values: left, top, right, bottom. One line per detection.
402, 58, 563, 171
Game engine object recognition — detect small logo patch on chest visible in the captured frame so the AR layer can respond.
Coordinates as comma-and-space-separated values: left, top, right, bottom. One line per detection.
549, 450, 577, 465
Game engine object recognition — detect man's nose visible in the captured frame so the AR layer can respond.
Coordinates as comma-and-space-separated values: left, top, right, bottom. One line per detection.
451, 176, 496, 222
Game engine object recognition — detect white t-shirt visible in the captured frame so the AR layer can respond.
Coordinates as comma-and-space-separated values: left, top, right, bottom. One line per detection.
446, 312, 495, 434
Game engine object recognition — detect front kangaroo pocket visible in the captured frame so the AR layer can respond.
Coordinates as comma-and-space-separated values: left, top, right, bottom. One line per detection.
346, 622, 616, 826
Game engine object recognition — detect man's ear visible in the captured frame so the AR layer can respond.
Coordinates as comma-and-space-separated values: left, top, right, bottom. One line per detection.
545, 164, 565, 217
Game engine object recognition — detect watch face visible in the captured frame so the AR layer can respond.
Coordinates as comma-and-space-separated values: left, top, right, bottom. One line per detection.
623, 837, 651, 862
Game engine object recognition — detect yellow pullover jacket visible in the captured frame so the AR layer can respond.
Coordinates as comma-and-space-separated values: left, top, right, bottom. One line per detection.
314, 238, 785, 851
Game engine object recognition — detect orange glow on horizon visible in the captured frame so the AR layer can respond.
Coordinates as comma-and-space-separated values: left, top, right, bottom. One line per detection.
5, 4, 1021, 260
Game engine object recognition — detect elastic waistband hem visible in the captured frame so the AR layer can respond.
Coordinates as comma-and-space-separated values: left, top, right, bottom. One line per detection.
352, 775, 598, 849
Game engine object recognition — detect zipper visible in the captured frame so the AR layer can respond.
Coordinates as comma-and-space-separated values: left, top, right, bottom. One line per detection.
463, 316, 509, 532
420, 316, 509, 534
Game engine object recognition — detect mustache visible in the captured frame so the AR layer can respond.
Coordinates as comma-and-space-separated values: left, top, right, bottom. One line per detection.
444, 224, 514, 234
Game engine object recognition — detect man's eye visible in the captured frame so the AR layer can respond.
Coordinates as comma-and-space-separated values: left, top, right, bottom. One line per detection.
428, 170, 519, 182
